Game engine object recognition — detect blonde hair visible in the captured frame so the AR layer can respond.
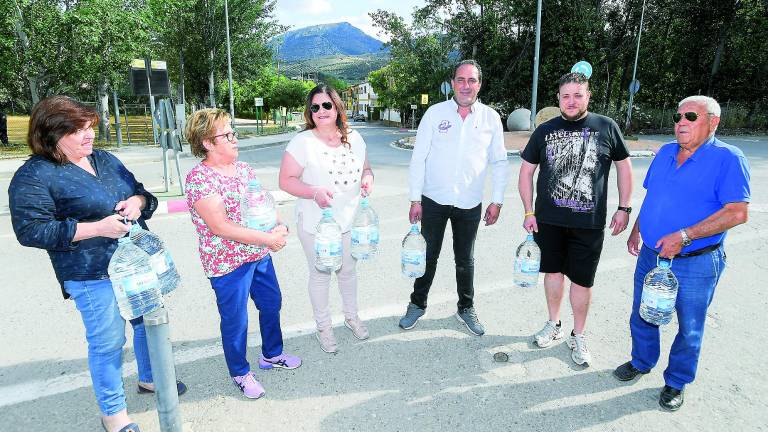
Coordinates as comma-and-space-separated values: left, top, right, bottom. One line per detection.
185, 108, 231, 158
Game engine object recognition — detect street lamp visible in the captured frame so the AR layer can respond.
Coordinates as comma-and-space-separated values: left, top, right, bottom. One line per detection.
224, 0, 236, 127
529, 0, 542, 131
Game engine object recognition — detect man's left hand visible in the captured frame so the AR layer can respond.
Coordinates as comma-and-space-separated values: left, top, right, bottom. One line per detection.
609, 210, 629, 236
483, 204, 501, 226
655, 231, 684, 259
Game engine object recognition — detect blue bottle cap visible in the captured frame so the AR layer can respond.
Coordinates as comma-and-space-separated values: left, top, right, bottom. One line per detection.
248, 178, 261, 187
658, 260, 672, 269
361, 196, 369, 207
526, 233, 534, 240
410, 223, 420, 233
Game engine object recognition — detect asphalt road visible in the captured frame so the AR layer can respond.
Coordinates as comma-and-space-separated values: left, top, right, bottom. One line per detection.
0, 125, 766, 431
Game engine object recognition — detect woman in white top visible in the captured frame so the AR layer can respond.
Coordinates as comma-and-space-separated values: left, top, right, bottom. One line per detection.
279, 85, 374, 353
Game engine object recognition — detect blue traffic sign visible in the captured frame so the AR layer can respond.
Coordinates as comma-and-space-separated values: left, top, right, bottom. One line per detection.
571, 61, 593, 79
629, 79, 641, 94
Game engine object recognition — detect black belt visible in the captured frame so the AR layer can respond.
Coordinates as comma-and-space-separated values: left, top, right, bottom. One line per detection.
676, 243, 721, 258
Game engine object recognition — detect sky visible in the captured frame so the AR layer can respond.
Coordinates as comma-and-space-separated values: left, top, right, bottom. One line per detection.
274, 0, 426, 41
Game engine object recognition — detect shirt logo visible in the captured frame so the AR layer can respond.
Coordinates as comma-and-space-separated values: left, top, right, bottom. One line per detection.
438, 120, 452, 133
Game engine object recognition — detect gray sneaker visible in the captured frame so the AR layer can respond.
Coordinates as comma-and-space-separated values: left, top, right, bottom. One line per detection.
456, 307, 485, 336
399, 303, 425, 330
567, 331, 592, 366
534, 320, 564, 348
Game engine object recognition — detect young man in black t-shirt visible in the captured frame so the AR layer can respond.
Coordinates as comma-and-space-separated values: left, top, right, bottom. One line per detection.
518, 72, 633, 366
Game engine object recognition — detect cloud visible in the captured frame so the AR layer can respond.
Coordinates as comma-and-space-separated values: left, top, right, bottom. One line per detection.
302, 0, 332, 15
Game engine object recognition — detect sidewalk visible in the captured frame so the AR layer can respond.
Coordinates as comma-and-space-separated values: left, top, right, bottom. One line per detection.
0, 129, 299, 216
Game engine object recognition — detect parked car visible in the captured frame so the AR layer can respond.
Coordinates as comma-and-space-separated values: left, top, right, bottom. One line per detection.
352, 114, 366, 122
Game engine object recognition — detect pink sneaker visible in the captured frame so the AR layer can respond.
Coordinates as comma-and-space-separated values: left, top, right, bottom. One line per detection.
258, 353, 302, 370
344, 317, 369, 340
232, 371, 265, 399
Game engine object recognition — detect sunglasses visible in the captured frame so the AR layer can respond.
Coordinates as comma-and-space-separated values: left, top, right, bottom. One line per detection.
672, 112, 702, 123
212, 131, 238, 142
310, 102, 334, 113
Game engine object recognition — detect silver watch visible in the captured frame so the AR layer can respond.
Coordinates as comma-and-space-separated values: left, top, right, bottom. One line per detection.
680, 229, 692, 247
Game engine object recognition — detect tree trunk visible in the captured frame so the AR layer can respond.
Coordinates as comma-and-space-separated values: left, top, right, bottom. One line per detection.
208, 51, 216, 107
707, 1, 740, 95
97, 83, 110, 143
12, 2, 40, 106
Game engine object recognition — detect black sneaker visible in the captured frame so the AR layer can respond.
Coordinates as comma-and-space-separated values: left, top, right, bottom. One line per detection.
659, 385, 684, 411
613, 361, 650, 381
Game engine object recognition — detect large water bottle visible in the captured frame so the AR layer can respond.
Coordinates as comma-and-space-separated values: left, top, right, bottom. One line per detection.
639, 258, 679, 325
129, 224, 180, 295
350, 196, 379, 260
108, 236, 163, 320
315, 208, 343, 272
241, 178, 277, 232
401, 224, 426, 278
514, 233, 541, 288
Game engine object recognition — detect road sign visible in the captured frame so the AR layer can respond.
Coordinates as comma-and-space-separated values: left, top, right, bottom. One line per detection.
440, 81, 451, 96
254, 97, 264, 107
629, 79, 641, 94
571, 61, 593, 79
421, 94, 429, 105
410, 104, 417, 110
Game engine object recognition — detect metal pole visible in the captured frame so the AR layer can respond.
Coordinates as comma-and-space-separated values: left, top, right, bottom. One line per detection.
144, 308, 182, 432
624, 0, 646, 132
145, 57, 159, 147
529, 0, 542, 131
224, 0, 236, 128
112, 90, 123, 147
123, 102, 132, 145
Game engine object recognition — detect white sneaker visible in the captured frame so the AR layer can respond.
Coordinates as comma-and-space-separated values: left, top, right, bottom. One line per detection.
316, 327, 338, 353
567, 331, 592, 366
534, 320, 564, 348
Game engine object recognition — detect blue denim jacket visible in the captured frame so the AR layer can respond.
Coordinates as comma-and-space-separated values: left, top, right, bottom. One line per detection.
8, 149, 158, 298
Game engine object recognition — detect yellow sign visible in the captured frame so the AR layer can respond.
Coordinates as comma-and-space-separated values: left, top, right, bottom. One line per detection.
421, 94, 429, 105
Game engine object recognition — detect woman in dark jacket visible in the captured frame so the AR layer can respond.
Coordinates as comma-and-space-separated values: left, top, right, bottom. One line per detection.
8, 96, 185, 432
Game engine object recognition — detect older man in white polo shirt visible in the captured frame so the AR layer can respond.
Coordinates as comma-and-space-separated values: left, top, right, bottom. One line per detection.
399, 59, 509, 335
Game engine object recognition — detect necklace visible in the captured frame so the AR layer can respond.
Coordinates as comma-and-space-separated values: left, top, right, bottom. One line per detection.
315, 128, 340, 145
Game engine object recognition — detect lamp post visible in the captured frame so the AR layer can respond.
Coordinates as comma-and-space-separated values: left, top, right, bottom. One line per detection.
529, 0, 543, 131
224, 0, 236, 128
624, 0, 646, 133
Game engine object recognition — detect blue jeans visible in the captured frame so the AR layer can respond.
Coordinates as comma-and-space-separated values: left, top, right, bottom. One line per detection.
411, 196, 482, 311
209, 255, 283, 377
64, 279, 153, 416
629, 245, 726, 390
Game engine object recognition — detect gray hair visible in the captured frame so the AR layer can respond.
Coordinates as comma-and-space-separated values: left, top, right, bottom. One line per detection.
455, 59, 482, 82
679, 95, 721, 117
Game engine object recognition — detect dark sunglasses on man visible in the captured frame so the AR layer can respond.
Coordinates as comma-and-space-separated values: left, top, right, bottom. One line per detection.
672, 112, 705, 123
310, 102, 334, 113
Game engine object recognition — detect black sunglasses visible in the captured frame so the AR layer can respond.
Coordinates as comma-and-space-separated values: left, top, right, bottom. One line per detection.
310, 102, 334, 113
212, 131, 238, 142
672, 112, 701, 123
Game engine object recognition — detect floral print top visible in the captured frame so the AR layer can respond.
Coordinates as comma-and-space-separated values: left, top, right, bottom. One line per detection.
185, 161, 268, 277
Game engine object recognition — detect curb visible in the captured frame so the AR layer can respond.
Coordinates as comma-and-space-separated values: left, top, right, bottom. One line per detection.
391, 138, 656, 158
153, 190, 297, 216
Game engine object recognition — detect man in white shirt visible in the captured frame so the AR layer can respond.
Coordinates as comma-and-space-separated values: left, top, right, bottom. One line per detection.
399, 60, 509, 336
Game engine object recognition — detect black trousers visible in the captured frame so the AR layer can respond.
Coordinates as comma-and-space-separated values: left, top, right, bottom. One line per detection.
410, 195, 482, 311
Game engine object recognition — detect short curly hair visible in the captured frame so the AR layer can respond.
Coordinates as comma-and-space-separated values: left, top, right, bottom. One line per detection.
185, 108, 231, 158
558, 72, 590, 91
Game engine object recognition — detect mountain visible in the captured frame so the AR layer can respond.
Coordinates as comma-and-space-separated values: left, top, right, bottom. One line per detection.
271, 22, 387, 62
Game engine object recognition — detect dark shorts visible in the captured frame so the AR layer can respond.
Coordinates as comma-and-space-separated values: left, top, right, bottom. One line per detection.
533, 222, 605, 288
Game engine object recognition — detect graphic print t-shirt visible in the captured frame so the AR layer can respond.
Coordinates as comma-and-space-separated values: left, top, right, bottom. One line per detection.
521, 113, 629, 229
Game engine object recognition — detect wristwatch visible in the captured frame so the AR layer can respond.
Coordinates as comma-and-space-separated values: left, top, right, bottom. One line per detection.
680, 229, 692, 247
617, 206, 632, 214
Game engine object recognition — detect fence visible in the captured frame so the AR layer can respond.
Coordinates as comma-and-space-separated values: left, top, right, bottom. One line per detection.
3, 103, 155, 147
601, 103, 768, 133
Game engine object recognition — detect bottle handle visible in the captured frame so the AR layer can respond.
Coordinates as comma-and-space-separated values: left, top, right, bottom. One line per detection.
656, 255, 673, 269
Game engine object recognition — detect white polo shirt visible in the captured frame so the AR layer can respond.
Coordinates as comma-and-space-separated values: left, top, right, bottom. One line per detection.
409, 98, 509, 209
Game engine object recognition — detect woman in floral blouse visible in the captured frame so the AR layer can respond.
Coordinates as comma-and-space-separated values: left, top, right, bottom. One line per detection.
184, 108, 300, 399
